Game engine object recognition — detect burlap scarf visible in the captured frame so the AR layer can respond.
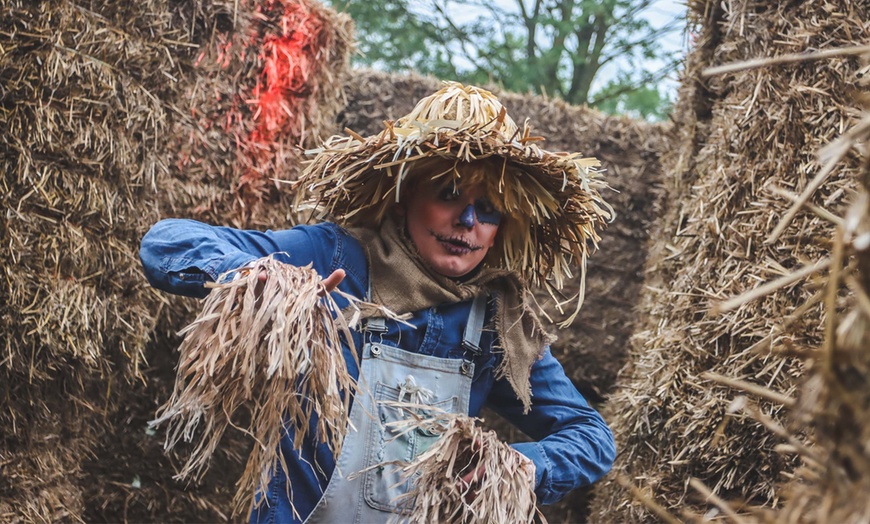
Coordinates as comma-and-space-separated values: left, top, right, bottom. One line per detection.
349, 218, 555, 413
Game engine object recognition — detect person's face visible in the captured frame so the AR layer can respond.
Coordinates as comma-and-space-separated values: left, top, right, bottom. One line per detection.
400, 178, 501, 278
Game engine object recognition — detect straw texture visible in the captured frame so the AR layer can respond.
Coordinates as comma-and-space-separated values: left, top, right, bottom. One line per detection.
383, 411, 541, 524
151, 258, 359, 516
0, 0, 351, 521
592, 1, 869, 521
766, 156, 870, 523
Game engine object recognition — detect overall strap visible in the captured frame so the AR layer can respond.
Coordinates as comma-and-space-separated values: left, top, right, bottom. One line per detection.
363, 276, 388, 334
461, 293, 487, 356
459, 294, 487, 377
364, 292, 488, 343
365, 316, 388, 334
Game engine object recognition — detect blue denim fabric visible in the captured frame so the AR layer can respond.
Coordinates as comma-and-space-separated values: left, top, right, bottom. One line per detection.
140, 218, 616, 522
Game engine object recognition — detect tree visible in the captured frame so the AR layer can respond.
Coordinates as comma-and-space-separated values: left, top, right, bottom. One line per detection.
329, 0, 682, 119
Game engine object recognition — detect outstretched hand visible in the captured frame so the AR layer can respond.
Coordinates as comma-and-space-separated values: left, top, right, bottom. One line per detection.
458, 462, 486, 503
257, 267, 345, 296
319, 269, 346, 295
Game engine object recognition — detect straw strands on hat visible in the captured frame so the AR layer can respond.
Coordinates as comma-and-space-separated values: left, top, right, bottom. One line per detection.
150, 258, 360, 515
592, 1, 870, 521
294, 82, 614, 324
381, 410, 541, 524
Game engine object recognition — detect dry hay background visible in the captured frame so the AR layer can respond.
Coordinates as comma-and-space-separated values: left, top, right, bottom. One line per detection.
591, 1, 870, 521
1, 23, 667, 521
339, 69, 670, 522
0, 0, 350, 521
0, 0, 664, 520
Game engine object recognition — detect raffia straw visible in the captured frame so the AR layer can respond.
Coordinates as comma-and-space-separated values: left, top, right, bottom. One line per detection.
688, 477, 749, 523
384, 411, 542, 524
149, 256, 361, 516
710, 258, 831, 315
701, 44, 870, 77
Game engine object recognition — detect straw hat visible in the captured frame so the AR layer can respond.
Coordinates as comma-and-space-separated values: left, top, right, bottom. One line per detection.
295, 82, 613, 320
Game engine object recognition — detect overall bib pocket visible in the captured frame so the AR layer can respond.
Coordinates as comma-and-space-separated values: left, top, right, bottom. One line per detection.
363, 380, 459, 512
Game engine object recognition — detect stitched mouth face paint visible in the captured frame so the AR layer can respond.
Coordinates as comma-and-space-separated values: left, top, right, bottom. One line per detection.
403, 179, 501, 278
431, 231, 483, 253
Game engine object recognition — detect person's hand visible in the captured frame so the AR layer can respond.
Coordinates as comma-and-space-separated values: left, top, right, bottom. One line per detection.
458, 461, 486, 503
319, 269, 346, 295
256, 267, 345, 296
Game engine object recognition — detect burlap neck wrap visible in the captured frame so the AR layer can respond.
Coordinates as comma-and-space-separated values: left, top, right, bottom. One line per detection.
349, 218, 554, 413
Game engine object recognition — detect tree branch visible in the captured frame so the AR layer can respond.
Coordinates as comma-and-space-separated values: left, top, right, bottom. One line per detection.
588, 59, 681, 106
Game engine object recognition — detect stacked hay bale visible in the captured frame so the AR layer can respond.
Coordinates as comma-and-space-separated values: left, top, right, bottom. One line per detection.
766, 102, 870, 523
340, 69, 670, 522
0, 0, 350, 521
592, 1, 869, 520
1, 2, 177, 520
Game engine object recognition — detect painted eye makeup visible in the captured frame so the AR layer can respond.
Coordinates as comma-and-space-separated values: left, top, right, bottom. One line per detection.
437, 183, 501, 225
474, 199, 502, 225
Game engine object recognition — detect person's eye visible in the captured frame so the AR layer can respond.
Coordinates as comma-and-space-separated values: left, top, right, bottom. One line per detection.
438, 186, 460, 201
475, 199, 495, 214
474, 199, 502, 225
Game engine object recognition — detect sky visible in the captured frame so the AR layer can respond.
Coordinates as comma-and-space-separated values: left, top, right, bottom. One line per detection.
406, 0, 689, 103
633, 0, 688, 100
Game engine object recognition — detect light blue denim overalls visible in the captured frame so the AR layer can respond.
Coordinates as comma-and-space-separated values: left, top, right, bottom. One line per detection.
304, 294, 487, 523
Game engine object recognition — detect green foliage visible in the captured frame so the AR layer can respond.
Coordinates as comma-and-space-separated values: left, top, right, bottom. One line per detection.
329, 0, 682, 119
593, 71, 675, 121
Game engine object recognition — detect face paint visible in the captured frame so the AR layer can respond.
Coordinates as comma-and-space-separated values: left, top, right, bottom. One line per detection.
473, 199, 502, 225
439, 184, 502, 227
459, 204, 476, 228
404, 178, 500, 278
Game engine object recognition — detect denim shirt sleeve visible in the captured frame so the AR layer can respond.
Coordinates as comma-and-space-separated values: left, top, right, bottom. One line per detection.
486, 348, 616, 505
139, 218, 363, 299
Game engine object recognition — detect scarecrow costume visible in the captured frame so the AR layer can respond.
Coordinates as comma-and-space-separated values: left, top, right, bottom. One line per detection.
140, 83, 616, 523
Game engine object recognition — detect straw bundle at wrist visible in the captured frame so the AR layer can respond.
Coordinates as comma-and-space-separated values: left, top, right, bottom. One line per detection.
150, 257, 358, 515
389, 412, 543, 524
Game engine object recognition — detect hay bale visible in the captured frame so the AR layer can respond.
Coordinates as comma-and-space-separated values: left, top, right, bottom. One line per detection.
770, 181, 870, 522
0, 0, 351, 520
1, 1, 175, 518
721, 87, 870, 524
160, 0, 352, 228
592, 1, 869, 521
339, 69, 671, 522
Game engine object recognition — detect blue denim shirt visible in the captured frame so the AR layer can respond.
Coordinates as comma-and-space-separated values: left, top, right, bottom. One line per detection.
139, 218, 616, 522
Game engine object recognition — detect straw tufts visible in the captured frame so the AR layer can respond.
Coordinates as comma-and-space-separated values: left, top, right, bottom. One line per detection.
150, 257, 360, 516
382, 410, 542, 524
593, 1, 869, 521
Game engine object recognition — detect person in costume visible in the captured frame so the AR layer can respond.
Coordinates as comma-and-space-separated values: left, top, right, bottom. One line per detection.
140, 82, 616, 523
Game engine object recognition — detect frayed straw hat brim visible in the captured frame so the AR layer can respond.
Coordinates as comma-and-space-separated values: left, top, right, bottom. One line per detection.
294, 82, 613, 320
